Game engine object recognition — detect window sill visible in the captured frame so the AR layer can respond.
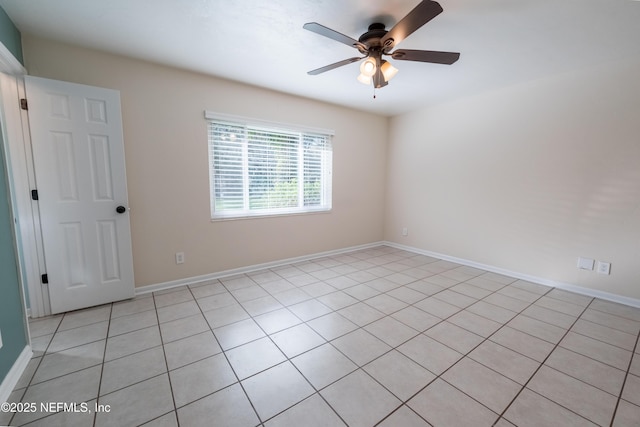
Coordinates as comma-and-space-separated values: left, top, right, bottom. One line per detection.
210, 208, 332, 222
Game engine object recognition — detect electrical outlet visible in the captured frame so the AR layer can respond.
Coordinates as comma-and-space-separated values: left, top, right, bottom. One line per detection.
402, 227, 408, 236
597, 261, 611, 275
175, 252, 185, 264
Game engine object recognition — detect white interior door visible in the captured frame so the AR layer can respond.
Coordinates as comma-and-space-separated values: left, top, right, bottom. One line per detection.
25, 76, 134, 314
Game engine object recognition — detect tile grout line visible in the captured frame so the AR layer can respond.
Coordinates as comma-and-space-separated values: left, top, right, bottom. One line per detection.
493, 296, 601, 426
588, 303, 640, 325
171, 253, 547, 426
14, 307, 113, 427
383, 275, 624, 425
150, 292, 181, 427
147, 261, 638, 426
207, 255, 427, 425
482, 305, 638, 378
130, 254, 576, 424
567, 317, 639, 352
369, 276, 517, 426
16, 245, 640, 427
221, 274, 352, 427
314, 250, 453, 426
422, 283, 638, 390
608, 327, 640, 427
373, 277, 552, 426
92, 303, 114, 427
288, 262, 525, 426
10, 311, 67, 427
250, 276, 396, 408
187, 281, 273, 427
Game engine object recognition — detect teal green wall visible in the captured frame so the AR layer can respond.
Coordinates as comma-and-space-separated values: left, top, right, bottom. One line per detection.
0, 6, 23, 64
0, 124, 27, 384
0, 5, 27, 385
0, 5, 29, 306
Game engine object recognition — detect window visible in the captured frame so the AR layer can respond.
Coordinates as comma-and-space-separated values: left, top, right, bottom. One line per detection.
207, 113, 333, 219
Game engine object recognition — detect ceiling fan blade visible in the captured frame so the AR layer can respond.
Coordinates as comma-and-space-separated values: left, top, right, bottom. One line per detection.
303, 22, 361, 49
307, 57, 364, 75
391, 49, 460, 64
381, 1, 443, 51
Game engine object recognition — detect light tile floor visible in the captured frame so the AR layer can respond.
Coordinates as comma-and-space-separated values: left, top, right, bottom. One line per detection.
3, 245, 640, 426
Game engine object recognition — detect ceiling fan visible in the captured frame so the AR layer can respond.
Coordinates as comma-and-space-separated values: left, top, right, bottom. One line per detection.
303, 0, 459, 89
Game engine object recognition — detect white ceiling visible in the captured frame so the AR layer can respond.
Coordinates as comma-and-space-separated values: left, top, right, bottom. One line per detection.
2, 0, 640, 116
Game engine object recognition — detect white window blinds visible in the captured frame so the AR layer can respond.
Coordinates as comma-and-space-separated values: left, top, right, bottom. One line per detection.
207, 116, 332, 219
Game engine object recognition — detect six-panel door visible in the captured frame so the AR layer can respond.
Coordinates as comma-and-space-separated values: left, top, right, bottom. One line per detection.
25, 76, 135, 314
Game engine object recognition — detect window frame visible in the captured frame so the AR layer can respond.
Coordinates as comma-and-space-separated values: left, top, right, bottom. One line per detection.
205, 111, 333, 220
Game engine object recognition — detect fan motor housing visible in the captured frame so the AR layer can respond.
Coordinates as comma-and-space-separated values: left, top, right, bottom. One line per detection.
358, 23, 388, 49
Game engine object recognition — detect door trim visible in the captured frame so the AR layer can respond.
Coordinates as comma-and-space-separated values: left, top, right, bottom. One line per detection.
0, 43, 36, 401
0, 73, 49, 318
0, 42, 50, 318
0, 41, 25, 75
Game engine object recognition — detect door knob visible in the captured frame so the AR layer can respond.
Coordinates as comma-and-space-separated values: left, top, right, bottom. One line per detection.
116, 205, 127, 214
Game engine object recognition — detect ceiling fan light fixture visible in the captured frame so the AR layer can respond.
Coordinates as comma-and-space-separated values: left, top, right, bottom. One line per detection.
303, 1, 460, 92
380, 60, 399, 81
359, 57, 377, 77
357, 73, 372, 85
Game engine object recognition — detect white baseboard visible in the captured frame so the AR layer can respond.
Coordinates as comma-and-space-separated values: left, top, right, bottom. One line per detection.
135, 239, 640, 309
0, 345, 33, 404
384, 241, 640, 309
135, 241, 385, 295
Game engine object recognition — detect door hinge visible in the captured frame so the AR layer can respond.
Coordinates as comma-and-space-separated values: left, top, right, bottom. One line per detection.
20, 98, 28, 110
41, 274, 49, 284
31, 189, 39, 200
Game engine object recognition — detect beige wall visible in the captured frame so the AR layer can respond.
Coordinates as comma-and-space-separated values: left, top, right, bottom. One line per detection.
21, 35, 640, 302
385, 57, 640, 300
22, 35, 388, 287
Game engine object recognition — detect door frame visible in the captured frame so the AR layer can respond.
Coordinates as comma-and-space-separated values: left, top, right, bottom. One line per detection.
0, 44, 51, 318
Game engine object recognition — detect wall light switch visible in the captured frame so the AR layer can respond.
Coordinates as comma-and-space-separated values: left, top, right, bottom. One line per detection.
577, 257, 594, 270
